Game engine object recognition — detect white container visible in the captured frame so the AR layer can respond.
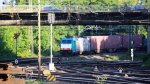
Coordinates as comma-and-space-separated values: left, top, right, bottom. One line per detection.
75, 37, 90, 54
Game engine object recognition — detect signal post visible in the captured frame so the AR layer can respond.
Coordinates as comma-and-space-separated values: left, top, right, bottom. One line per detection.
48, 13, 55, 71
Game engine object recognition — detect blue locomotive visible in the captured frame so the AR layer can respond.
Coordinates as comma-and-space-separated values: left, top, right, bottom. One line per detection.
60, 37, 90, 55
60, 38, 76, 54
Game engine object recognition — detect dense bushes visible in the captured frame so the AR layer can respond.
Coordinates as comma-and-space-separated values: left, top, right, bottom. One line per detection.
1, 0, 149, 59
0, 26, 80, 58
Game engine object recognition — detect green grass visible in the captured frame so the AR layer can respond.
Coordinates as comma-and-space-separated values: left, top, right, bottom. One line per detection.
102, 52, 150, 66
104, 56, 120, 61
60, 56, 96, 62
26, 80, 46, 84
103, 52, 131, 61
141, 54, 150, 66
1, 51, 150, 67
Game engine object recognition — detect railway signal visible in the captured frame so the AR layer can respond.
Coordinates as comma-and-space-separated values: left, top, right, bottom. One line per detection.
131, 48, 134, 61
48, 13, 55, 71
118, 67, 123, 73
13, 33, 20, 39
14, 59, 18, 65
13, 33, 20, 64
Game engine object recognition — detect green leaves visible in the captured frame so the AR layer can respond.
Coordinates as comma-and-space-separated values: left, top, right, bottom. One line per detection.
7, 0, 139, 6
0, 0, 147, 59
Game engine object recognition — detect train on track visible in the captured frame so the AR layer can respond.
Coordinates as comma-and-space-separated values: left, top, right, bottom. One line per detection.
60, 35, 147, 54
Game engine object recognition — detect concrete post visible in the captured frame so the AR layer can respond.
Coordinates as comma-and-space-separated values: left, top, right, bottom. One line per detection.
147, 26, 150, 54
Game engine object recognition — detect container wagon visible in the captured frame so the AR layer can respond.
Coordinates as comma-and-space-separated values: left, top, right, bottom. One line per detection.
60, 34, 145, 55
87, 35, 122, 53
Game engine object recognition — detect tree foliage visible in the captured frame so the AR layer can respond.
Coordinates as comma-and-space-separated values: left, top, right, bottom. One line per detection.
14, 0, 138, 5
0, 0, 147, 59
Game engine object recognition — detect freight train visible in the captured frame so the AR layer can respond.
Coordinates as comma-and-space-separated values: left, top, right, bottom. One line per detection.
60, 35, 146, 54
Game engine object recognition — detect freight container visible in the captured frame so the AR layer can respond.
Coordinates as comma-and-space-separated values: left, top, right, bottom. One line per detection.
75, 37, 90, 54
88, 36, 104, 53
122, 35, 143, 49
88, 36, 122, 53
104, 35, 122, 52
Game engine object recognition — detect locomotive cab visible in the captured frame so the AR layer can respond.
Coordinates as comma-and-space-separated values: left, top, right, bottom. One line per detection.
60, 38, 76, 55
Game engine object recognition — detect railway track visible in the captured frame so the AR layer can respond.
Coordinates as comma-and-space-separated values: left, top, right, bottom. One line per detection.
0, 56, 142, 70
13, 67, 150, 84
1, 68, 149, 84
56, 66, 150, 83
17, 63, 150, 84
2, 57, 142, 66
0, 55, 149, 84
0, 54, 77, 63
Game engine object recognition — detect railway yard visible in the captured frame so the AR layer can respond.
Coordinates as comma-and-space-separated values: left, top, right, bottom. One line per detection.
0, 0, 150, 84
0, 53, 150, 84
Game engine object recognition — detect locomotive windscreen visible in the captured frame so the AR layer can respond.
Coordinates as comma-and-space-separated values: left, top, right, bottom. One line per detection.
62, 40, 71, 44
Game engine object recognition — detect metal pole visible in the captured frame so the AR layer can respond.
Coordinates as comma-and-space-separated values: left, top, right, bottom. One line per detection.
49, 24, 54, 71
48, 13, 55, 71
147, 25, 150, 54
50, 24, 53, 63
16, 38, 17, 58
130, 26, 134, 61
38, 0, 41, 80
30, 26, 34, 57
78, 25, 80, 36
135, 25, 139, 34
14, 32, 20, 65
128, 26, 131, 49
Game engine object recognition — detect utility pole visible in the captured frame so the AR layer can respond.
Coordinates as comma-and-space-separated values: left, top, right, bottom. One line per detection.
30, 26, 34, 57
76, 13, 80, 36
38, 0, 41, 80
14, 32, 20, 64
29, 0, 33, 56
131, 26, 134, 61
129, 26, 134, 61
78, 25, 80, 36
148, 26, 150, 54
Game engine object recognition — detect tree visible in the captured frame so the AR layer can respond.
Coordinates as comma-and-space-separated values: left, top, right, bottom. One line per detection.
0, 0, 143, 59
